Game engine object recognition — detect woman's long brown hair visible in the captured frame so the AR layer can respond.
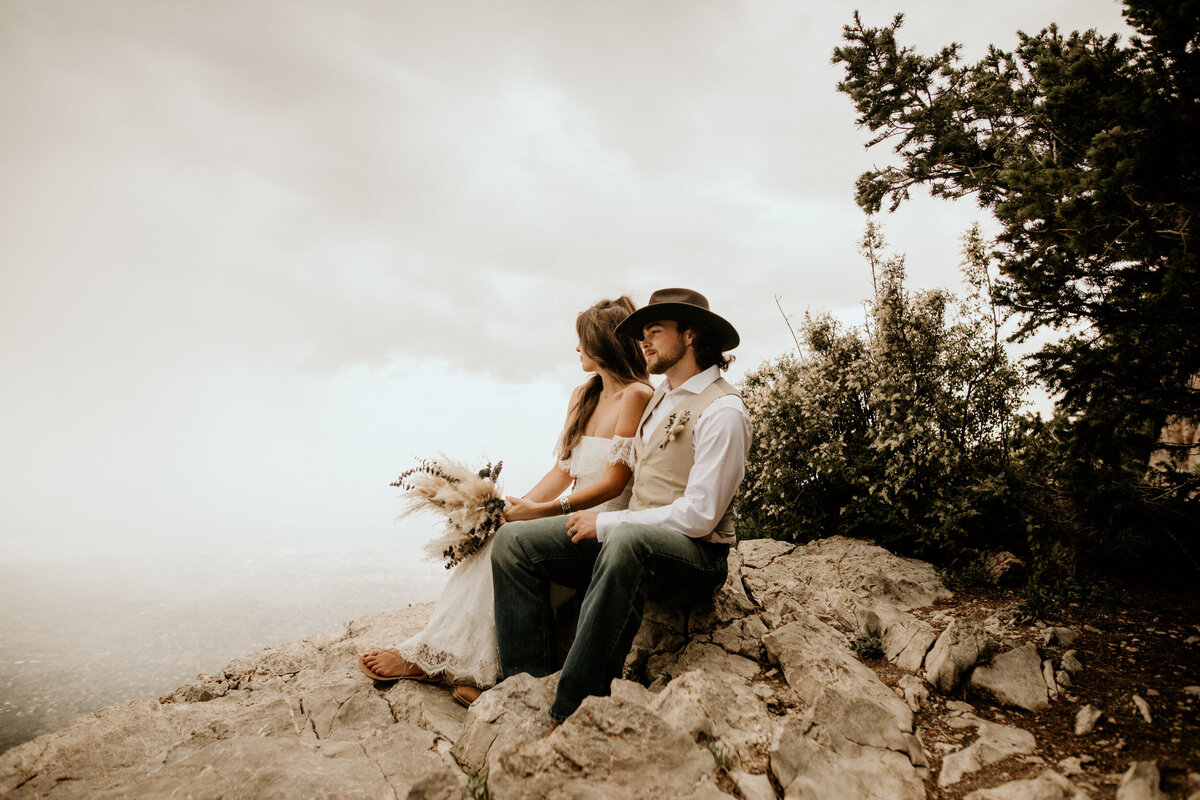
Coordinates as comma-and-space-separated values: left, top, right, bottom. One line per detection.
559, 296, 648, 460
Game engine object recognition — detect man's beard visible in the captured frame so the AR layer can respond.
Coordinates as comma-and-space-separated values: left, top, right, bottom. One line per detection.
647, 343, 685, 375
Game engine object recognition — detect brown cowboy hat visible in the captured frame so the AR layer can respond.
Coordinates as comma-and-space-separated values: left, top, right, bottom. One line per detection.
616, 288, 740, 351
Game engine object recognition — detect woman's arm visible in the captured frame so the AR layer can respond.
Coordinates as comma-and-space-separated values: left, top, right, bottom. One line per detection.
505, 384, 652, 520
519, 465, 574, 504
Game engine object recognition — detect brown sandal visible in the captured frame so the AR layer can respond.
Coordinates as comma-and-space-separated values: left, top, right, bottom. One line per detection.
451, 685, 482, 707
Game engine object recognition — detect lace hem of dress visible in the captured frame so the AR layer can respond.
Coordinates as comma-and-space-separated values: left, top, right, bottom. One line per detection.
396, 641, 499, 688
607, 436, 635, 468
555, 433, 634, 477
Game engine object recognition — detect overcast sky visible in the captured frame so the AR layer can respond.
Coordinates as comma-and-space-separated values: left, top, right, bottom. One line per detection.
0, 0, 1132, 558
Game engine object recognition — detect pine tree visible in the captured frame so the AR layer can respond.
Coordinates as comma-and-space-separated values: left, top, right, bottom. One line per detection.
833, 0, 1200, 469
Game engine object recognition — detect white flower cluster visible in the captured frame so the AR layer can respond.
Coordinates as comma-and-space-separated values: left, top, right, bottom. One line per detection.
659, 410, 691, 449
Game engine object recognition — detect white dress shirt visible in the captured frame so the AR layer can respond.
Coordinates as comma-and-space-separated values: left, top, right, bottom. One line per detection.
595, 365, 752, 541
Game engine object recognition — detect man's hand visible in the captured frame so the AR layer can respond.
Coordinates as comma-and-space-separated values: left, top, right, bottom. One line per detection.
565, 511, 599, 543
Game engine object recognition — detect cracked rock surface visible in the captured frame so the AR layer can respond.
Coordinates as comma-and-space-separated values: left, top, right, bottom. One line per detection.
0, 606, 463, 799
2, 535, 1157, 800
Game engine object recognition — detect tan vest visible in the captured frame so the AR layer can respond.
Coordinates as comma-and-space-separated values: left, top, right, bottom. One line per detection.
629, 377, 739, 545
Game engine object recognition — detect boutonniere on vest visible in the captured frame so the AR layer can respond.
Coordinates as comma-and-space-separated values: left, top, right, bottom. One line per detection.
659, 410, 691, 449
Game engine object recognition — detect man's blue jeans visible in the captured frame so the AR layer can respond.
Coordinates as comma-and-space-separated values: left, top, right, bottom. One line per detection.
491, 517, 729, 722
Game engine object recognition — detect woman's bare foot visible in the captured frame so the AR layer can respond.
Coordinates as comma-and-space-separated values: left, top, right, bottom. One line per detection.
359, 649, 432, 681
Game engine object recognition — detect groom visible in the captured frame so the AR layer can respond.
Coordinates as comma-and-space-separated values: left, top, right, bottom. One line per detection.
491, 288, 751, 723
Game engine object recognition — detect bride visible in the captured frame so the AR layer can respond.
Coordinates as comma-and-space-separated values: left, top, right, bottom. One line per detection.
360, 296, 653, 706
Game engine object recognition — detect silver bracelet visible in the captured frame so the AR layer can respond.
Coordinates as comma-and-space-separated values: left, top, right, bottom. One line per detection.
560, 497, 572, 515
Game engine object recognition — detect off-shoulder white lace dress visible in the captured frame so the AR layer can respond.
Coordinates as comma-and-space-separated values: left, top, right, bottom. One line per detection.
395, 435, 635, 687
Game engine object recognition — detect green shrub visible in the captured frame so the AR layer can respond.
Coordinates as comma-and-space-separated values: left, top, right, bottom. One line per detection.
850, 632, 884, 660
737, 223, 1027, 562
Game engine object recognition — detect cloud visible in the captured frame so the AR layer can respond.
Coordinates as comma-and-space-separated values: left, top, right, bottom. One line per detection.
1, 0, 1132, 387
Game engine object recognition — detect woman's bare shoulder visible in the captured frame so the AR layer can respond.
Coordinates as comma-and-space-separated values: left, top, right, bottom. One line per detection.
622, 382, 654, 401
619, 382, 654, 410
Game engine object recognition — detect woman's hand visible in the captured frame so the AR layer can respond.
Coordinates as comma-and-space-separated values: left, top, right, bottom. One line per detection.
503, 496, 543, 522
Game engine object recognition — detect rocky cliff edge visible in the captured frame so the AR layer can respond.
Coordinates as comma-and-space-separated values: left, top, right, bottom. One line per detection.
0, 537, 1177, 800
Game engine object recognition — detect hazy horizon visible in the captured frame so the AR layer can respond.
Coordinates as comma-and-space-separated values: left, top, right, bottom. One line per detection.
0, 517, 451, 754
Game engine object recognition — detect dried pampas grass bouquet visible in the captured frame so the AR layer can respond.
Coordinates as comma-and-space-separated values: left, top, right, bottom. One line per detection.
390, 458, 506, 569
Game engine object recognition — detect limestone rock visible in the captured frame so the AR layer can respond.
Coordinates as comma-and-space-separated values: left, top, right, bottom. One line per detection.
159, 672, 229, 704
947, 712, 983, 730
939, 721, 1037, 787
1043, 659, 1061, 700
965, 769, 1089, 799
485, 695, 728, 800
345, 604, 438, 644
1050, 627, 1081, 648
450, 672, 558, 774
221, 634, 338, 688
1061, 650, 1083, 675
925, 617, 993, 692
302, 682, 395, 740
0, 699, 194, 798
794, 536, 951, 609
1074, 704, 1103, 735
93, 737, 402, 800
1132, 694, 1153, 723
709, 614, 770, 661
1058, 756, 1085, 776
650, 670, 774, 773
405, 765, 468, 800
0, 602, 465, 800
1117, 760, 1166, 800
731, 771, 777, 800
627, 551, 761, 680
733, 539, 806, 629
625, 602, 691, 676
863, 602, 939, 672
761, 609, 929, 799
793, 536, 951, 615
770, 716, 924, 800
736, 537, 796, 569
898, 675, 930, 712
743, 536, 949, 630
384, 679, 470, 743
763, 614, 913, 732
805, 688, 923, 762
647, 640, 761, 688
968, 643, 1050, 712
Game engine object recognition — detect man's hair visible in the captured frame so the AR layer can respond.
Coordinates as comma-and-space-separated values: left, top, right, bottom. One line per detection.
680, 318, 734, 372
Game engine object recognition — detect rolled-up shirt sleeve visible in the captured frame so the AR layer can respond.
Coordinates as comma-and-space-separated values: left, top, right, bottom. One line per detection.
595, 396, 751, 540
